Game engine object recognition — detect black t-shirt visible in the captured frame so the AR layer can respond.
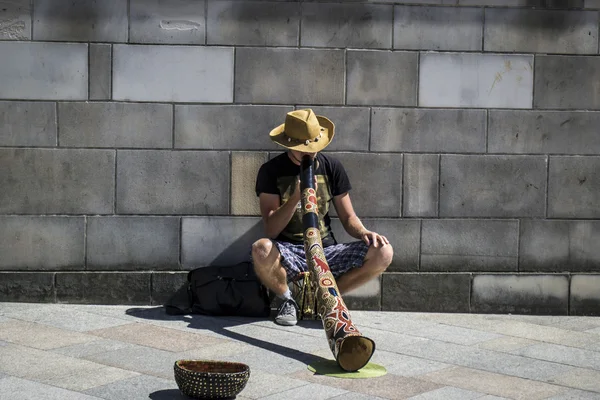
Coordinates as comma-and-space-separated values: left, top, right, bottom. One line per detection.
255, 152, 351, 247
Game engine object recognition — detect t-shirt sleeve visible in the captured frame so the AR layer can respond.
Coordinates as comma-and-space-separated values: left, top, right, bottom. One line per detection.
255, 163, 279, 197
329, 157, 352, 196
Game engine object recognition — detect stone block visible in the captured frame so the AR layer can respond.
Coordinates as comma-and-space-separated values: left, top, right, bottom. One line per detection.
520, 220, 600, 272
484, 9, 598, 54
403, 154, 439, 217
346, 50, 418, 106
301, 3, 392, 48
89, 44, 111, 100
548, 156, 600, 218
113, 45, 233, 103
87, 217, 180, 270
331, 218, 420, 272
471, 274, 569, 315
461, 0, 584, 5
151, 272, 188, 305
329, 152, 402, 217
130, 0, 205, 44
231, 152, 268, 216
56, 272, 151, 304
116, 150, 229, 215
207, 0, 299, 46
298, 106, 370, 152
439, 155, 547, 217
535, 55, 600, 110
174, 105, 290, 149
0, 101, 56, 146
235, 48, 344, 105
0, 0, 31, 40
371, 108, 486, 153
33, 0, 127, 42
342, 277, 381, 311
0, 273, 54, 302
570, 275, 600, 316
382, 273, 471, 313
586, 0, 600, 8
59, 102, 172, 148
419, 53, 533, 108
181, 217, 262, 267
0, 216, 84, 270
421, 219, 519, 272
394, 5, 482, 51
489, 110, 600, 155
0, 148, 114, 214
0, 42, 87, 100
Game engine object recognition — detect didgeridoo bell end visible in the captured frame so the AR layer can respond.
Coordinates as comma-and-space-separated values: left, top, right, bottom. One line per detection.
336, 335, 376, 372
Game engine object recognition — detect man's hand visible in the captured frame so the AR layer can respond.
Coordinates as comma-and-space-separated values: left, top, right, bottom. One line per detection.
361, 230, 390, 248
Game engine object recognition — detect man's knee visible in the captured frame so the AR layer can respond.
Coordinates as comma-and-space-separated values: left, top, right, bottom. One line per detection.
366, 244, 393, 272
251, 238, 273, 263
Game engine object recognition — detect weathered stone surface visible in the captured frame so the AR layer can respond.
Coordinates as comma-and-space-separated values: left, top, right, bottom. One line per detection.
151, 272, 188, 306
130, 0, 205, 44
298, 106, 370, 152
0, 0, 31, 40
0, 216, 84, 270
461, 0, 584, 5
570, 274, 600, 316
548, 156, 600, 218
419, 53, 533, 108
116, 150, 229, 215
207, 0, 299, 46
471, 274, 569, 315
331, 218, 420, 272
113, 45, 233, 103
181, 217, 262, 267
231, 152, 268, 216
329, 153, 402, 217
0, 148, 114, 214
0, 101, 56, 146
56, 273, 151, 304
0, 42, 87, 100
403, 154, 438, 217
235, 48, 344, 105
33, 0, 127, 42
485, 9, 598, 54
346, 50, 418, 106
174, 105, 289, 149
87, 217, 180, 270
422, 220, 519, 272
89, 44, 111, 100
440, 155, 547, 217
371, 108, 486, 152
59, 102, 172, 148
489, 110, 600, 155
340, 276, 381, 311
586, 0, 600, 8
394, 5, 482, 51
520, 220, 600, 272
535, 55, 600, 110
0, 273, 54, 302
382, 273, 471, 312
301, 3, 392, 48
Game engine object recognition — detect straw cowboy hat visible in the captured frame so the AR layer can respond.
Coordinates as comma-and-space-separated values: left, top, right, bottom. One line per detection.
269, 109, 335, 153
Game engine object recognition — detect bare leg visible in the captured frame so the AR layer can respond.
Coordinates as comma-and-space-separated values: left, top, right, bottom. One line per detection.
336, 244, 393, 295
251, 238, 288, 296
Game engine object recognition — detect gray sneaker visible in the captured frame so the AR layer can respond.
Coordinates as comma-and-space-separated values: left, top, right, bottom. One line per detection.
275, 299, 298, 326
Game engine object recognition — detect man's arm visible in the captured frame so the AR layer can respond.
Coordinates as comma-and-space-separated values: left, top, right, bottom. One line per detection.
259, 179, 301, 239
333, 192, 389, 247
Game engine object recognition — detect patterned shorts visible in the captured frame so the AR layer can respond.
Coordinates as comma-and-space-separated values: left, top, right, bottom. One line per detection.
273, 240, 369, 281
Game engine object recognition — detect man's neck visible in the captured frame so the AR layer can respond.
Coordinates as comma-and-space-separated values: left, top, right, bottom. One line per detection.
287, 151, 302, 165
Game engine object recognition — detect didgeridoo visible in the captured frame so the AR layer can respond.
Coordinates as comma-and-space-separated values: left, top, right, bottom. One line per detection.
299, 155, 375, 372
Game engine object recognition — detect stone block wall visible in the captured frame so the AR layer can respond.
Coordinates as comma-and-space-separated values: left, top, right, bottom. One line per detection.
1, 0, 599, 315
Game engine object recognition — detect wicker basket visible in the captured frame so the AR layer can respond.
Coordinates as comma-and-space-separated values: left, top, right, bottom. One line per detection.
174, 360, 250, 399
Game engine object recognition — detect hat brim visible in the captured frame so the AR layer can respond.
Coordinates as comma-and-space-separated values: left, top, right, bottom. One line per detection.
269, 116, 335, 152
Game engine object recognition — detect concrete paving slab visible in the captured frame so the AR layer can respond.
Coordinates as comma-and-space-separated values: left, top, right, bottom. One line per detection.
406, 386, 484, 399
237, 369, 308, 399
0, 320, 96, 349
219, 348, 314, 375
84, 375, 181, 400
550, 367, 600, 393
352, 310, 441, 333
550, 319, 600, 332
419, 366, 565, 400
176, 340, 255, 361
404, 324, 503, 346
260, 382, 347, 399
478, 397, 511, 400
546, 389, 600, 399
475, 336, 538, 352
369, 350, 451, 377
328, 393, 388, 400
511, 343, 600, 370
51, 339, 132, 358
360, 328, 429, 353
508, 360, 575, 381
0, 376, 104, 400
88, 322, 229, 352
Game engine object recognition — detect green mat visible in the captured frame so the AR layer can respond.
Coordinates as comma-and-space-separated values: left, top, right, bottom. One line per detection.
307, 360, 387, 379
